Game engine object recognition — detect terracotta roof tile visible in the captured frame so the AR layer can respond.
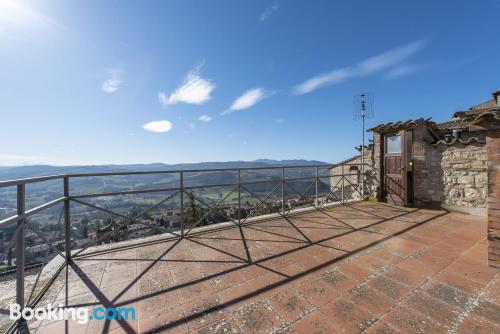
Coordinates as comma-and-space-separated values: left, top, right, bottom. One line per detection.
367, 118, 432, 133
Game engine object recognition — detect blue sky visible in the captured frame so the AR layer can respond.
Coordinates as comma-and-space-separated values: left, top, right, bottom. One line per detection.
0, 0, 499, 166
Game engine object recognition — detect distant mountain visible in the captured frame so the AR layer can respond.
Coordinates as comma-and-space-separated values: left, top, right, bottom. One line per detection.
253, 159, 326, 165
0, 159, 328, 181
0, 159, 336, 225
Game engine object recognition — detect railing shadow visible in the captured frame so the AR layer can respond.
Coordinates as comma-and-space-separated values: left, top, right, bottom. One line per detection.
51, 202, 446, 333
0, 162, 426, 333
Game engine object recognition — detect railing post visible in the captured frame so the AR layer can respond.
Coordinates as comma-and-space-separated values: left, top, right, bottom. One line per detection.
281, 168, 285, 214
315, 167, 319, 208
180, 171, 184, 238
64, 177, 71, 261
341, 164, 345, 204
16, 184, 25, 310
238, 170, 241, 226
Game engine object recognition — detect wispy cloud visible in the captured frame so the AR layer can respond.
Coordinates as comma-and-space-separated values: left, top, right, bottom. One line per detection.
158, 92, 169, 107
198, 115, 212, 122
441, 56, 478, 72
102, 68, 124, 93
294, 69, 351, 95
275, 119, 286, 124
222, 88, 274, 115
159, 65, 215, 107
293, 40, 426, 94
259, 3, 279, 22
386, 64, 425, 79
142, 120, 172, 133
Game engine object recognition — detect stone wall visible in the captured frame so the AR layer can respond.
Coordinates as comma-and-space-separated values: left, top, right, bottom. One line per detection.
373, 133, 382, 200
440, 134, 488, 210
340, 125, 489, 215
412, 127, 488, 211
329, 147, 377, 200
487, 129, 500, 268
412, 126, 443, 209
370, 126, 488, 211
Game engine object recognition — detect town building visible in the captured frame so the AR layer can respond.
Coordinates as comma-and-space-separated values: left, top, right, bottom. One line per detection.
331, 90, 500, 267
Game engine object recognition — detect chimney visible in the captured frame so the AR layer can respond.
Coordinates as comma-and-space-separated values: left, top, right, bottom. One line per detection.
493, 90, 500, 107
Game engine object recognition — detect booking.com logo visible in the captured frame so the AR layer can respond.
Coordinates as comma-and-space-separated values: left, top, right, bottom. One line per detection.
9, 303, 136, 324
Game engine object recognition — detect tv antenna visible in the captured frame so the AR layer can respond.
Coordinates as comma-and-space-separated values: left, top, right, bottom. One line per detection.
353, 93, 374, 198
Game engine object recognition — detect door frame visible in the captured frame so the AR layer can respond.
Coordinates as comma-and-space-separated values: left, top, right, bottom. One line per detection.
381, 130, 410, 206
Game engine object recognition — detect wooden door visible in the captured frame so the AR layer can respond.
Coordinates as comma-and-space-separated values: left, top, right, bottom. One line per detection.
383, 131, 407, 206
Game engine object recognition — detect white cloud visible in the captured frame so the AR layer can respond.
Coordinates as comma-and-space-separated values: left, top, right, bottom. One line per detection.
259, 3, 279, 22
102, 68, 124, 93
222, 88, 274, 115
102, 76, 122, 93
275, 119, 286, 124
158, 92, 169, 106
198, 114, 212, 122
142, 120, 172, 133
358, 41, 425, 73
294, 69, 352, 95
159, 66, 215, 107
293, 40, 426, 94
386, 64, 425, 79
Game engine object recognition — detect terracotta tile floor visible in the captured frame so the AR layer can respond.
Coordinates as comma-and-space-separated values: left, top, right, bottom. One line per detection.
27, 202, 499, 334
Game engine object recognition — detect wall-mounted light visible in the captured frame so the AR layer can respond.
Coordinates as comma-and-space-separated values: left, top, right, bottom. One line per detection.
452, 128, 462, 139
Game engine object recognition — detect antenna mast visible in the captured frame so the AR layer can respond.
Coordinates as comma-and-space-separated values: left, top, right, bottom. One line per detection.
353, 93, 374, 198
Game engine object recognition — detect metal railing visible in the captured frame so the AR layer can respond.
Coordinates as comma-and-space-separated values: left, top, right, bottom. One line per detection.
0, 162, 376, 330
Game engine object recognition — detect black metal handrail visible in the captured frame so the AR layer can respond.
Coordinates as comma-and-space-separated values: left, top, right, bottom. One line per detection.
0, 161, 376, 329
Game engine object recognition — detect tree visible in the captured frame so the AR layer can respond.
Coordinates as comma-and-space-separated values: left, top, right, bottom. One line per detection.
152, 225, 162, 235
78, 217, 90, 238
81, 225, 88, 238
208, 208, 227, 223
185, 193, 208, 228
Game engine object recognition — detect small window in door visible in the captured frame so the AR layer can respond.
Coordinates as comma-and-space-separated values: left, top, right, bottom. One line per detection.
386, 134, 401, 154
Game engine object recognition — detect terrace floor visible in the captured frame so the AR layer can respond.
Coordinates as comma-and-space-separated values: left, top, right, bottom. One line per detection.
26, 201, 499, 333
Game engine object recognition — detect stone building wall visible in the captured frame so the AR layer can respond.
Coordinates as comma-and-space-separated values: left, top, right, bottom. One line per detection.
412, 126, 444, 208
373, 133, 382, 200
440, 132, 488, 211
334, 126, 489, 213
487, 129, 500, 268
407, 127, 488, 211
370, 126, 488, 212
329, 147, 377, 200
